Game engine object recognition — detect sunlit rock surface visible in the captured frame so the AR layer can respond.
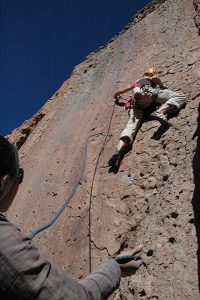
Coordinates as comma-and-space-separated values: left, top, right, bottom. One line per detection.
9, 0, 200, 298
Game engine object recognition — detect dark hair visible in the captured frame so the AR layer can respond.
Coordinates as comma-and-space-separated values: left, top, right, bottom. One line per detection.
0, 136, 19, 180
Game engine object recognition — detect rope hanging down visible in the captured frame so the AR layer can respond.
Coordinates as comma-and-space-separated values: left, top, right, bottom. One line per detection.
29, 103, 116, 240
88, 102, 116, 272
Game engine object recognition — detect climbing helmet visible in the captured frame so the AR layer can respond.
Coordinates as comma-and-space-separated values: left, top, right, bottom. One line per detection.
143, 67, 158, 77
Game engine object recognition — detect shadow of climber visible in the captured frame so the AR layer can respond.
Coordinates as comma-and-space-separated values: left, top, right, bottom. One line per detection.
143, 105, 171, 140
108, 144, 133, 174
150, 103, 186, 141
192, 101, 200, 291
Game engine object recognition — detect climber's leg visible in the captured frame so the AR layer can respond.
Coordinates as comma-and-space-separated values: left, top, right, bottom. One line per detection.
119, 108, 143, 145
150, 89, 186, 124
108, 108, 143, 166
157, 89, 186, 113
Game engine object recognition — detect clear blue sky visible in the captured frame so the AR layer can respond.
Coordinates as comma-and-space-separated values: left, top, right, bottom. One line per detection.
0, 0, 151, 135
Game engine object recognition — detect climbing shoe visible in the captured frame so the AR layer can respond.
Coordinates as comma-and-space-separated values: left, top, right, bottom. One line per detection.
150, 112, 171, 126
108, 150, 121, 166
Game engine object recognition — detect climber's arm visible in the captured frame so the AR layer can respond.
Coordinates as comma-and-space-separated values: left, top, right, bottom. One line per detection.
151, 76, 167, 89
80, 245, 143, 297
114, 84, 135, 99
0, 217, 121, 300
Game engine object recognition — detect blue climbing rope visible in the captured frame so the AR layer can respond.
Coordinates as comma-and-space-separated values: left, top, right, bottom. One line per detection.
29, 103, 116, 240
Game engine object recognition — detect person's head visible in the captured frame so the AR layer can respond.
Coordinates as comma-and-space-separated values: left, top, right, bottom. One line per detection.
143, 67, 157, 77
0, 136, 23, 212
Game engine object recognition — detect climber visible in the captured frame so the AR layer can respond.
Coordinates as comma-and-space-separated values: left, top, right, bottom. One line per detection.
0, 136, 144, 299
108, 67, 186, 166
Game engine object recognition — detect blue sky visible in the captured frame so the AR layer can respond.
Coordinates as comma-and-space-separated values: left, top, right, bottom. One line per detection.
0, 0, 151, 135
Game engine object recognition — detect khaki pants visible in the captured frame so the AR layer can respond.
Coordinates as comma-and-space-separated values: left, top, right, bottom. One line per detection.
156, 88, 186, 111
120, 108, 143, 144
120, 86, 186, 143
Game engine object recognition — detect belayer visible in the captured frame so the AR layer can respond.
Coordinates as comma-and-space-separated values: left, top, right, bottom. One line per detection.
0, 136, 143, 299
108, 67, 186, 166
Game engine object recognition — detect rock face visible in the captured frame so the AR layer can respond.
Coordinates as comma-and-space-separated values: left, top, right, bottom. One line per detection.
8, 0, 200, 299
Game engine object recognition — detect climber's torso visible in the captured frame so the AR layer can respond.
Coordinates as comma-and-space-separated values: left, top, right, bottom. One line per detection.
131, 76, 160, 109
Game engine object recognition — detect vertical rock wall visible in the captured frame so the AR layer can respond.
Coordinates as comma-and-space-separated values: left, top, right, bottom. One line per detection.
8, 0, 200, 298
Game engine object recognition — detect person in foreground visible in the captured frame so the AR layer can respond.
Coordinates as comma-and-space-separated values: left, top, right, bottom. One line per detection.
0, 136, 143, 300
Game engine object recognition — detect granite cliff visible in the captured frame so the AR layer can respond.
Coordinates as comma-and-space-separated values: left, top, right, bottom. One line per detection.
8, 0, 200, 299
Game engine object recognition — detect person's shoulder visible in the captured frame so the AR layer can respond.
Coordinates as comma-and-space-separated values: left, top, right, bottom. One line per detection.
0, 212, 10, 224
135, 77, 143, 83
151, 75, 162, 84
0, 212, 7, 219
0, 212, 15, 227
151, 75, 158, 79
0, 213, 23, 248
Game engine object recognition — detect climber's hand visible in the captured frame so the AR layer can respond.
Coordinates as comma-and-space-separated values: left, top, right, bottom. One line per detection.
114, 98, 119, 104
114, 92, 121, 100
117, 245, 143, 277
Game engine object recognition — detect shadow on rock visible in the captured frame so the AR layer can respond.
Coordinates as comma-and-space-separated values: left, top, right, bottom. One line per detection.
151, 123, 171, 140
192, 102, 200, 291
143, 105, 170, 140
108, 144, 133, 174
149, 104, 186, 140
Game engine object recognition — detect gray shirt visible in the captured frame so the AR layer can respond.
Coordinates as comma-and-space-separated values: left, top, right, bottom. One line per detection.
0, 213, 121, 299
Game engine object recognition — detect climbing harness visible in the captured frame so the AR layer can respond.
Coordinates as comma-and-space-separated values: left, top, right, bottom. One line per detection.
116, 94, 140, 111
29, 102, 116, 243
115, 94, 132, 110
124, 96, 133, 110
